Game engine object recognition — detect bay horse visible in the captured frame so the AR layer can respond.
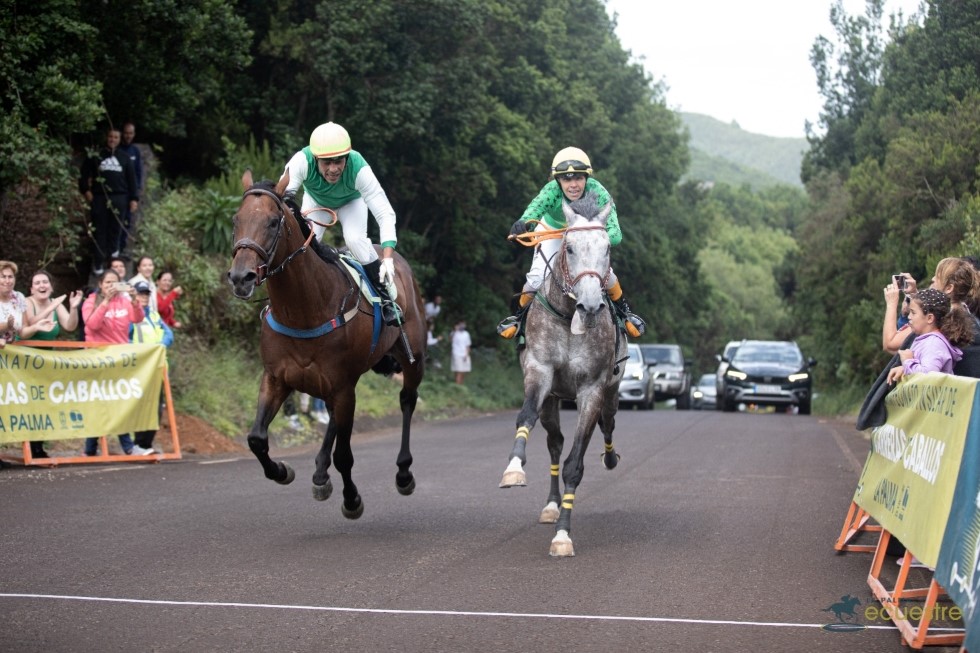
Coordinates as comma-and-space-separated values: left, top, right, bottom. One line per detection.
498, 194, 627, 556
227, 170, 426, 519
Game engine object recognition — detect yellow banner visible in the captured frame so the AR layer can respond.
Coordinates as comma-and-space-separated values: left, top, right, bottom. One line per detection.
854, 372, 975, 567
0, 343, 166, 443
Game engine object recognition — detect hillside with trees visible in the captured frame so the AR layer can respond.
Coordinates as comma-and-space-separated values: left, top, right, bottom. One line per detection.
3, 0, 977, 415
680, 112, 808, 188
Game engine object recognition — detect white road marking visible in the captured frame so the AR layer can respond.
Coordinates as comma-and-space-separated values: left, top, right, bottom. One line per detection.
0, 592, 924, 631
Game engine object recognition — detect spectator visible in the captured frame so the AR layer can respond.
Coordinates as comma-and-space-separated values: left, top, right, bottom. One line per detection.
129, 256, 158, 312
25, 270, 83, 459
109, 256, 128, 280
79, 127, 139, 276
81, 270, 145, 456
450, 320, 472, 385
424, 295, 442, 324
426, 325, 442, 369
129, 281, 173, 454
886, 288, 975, 386
117, 121, 144, 256
156, 270, 183, 328
883, 258, 980, 377
0, 261, 53, 348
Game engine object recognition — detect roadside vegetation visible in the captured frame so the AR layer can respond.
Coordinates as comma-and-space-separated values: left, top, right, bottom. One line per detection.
3, 1, 979, 429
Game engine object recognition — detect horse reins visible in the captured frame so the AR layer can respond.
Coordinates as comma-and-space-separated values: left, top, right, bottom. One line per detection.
232, 187, 327, 285
557, 224, 611, 296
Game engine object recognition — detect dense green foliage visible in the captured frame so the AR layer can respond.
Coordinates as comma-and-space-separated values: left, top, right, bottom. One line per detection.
6, 0, 980, 425
797, 0, 980, 390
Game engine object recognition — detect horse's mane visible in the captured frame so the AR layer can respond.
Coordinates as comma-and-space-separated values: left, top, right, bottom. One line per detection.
249, 180, 340, 265
566, 191, 606, 222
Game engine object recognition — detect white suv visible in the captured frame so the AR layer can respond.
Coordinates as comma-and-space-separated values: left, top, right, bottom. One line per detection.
638, 344, 692, 410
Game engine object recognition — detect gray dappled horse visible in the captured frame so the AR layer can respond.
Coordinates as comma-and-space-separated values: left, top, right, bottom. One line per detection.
499, 194, 627, 556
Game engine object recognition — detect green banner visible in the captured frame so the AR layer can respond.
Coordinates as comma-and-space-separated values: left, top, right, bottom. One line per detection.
0, 343, 166, 443
854, 372, 975, 567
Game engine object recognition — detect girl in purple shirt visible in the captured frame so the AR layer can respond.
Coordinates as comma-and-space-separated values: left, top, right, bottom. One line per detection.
887, 288, 975, 385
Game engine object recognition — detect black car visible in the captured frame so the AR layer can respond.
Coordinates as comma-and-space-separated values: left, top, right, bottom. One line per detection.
719, 340, 816, 414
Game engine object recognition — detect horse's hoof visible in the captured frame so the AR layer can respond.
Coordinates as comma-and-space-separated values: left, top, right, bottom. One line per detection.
601, 452, 621, 470
396, 473, 416, 496
342, 496, 364, 520
549, 530, 575, 557
539, 502, 560, 524
276, 462, 295, 485
499, 470, 527, 487
312, 479, 333, 501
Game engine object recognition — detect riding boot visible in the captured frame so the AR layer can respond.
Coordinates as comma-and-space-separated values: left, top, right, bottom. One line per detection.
362, 259, 400, 326
497, 291, 534, 339
607, 281, 645, 338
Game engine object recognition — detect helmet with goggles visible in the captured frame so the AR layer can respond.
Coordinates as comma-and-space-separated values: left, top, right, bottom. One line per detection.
551, 146, 593, 179
309, 122, 352, 159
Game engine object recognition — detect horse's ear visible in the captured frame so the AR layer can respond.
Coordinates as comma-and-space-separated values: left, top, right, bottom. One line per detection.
597, 202, 613, 225
561, 200, 576, 224
241, 169, 254, 191
275, 170, 290, 198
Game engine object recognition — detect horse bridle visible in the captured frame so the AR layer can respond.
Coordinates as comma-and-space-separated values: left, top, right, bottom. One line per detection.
232, 187, 315, 285
556, 224, 611, 296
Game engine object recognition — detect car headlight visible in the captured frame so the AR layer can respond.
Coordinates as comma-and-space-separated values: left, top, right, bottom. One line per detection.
693, 390, 703, 399
788, 372, 809, 382
630, 370, 644, 380
726, 369, 747, 380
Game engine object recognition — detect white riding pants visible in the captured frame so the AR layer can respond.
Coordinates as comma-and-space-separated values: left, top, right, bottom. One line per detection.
303, 195, 378, 265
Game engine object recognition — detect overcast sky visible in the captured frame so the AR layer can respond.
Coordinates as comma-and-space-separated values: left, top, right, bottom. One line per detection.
603, 0, 923, 138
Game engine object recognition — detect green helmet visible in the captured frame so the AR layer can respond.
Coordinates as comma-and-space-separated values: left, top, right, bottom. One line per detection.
309, 122, 352, 158
551, 146, 593, 179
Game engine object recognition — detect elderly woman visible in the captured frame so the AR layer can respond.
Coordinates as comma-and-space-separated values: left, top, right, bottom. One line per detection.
0, 261, 53, 348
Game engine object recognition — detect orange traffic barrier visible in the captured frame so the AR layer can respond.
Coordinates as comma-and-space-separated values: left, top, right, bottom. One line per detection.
834, 500, 883, 553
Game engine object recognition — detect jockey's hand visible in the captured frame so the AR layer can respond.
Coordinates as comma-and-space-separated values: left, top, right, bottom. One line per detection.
509, 219, 528, 237
283, 194, 301, 220
379, 257, 396, 286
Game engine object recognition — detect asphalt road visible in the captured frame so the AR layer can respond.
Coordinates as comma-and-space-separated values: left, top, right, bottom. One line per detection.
0, 408, 958, 652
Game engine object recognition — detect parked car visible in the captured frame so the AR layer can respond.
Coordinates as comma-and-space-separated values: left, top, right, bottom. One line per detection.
714, 340, 741, 411
618, 343, 655, 410
638, 343, 691, 410
718, 340, 816, 414
690, 373, 717, 410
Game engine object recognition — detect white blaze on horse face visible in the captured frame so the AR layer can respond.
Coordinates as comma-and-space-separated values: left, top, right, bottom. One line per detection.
564, 216, 609, 320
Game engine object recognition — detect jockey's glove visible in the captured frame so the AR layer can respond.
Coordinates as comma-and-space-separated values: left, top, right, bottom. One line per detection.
283, 194, 301, 220
380, 257, 396, 285
509, 219, 528, 237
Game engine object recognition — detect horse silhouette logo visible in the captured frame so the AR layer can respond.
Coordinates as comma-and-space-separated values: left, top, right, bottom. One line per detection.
821, 594, 867, 633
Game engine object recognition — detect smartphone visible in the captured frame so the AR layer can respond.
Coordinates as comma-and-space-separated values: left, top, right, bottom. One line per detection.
114, 282, 131, 292
892, 274, 906, 291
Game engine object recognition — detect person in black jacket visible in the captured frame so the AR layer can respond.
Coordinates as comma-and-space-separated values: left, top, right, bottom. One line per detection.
79, 127, 139, 276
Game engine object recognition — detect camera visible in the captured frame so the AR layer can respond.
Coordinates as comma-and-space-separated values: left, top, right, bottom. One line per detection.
114, 282, 131, 292
892, 274, 906, 291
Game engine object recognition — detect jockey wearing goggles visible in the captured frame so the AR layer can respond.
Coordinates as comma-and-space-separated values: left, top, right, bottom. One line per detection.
280, 121, 399, 324
499, 146, 646, 339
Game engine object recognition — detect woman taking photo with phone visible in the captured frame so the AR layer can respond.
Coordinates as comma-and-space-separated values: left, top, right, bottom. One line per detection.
81, 270, 148, 456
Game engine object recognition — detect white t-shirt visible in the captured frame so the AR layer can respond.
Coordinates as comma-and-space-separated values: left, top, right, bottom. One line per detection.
451, 328, 471, 357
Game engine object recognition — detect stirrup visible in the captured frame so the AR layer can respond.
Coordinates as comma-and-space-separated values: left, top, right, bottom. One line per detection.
382, 299, 401, 326
625, 314, 645, 338
497, 315, 520, 339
